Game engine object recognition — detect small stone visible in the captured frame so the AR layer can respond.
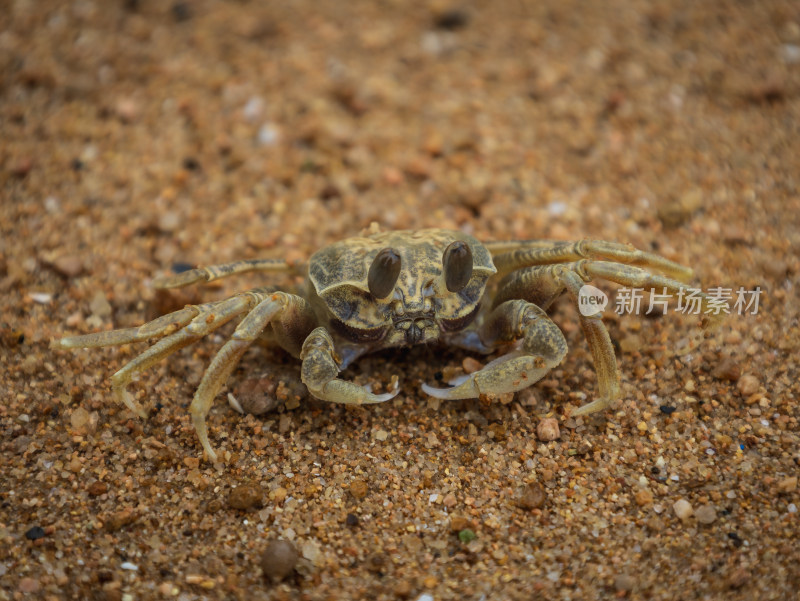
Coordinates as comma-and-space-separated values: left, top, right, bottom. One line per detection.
25, 526, 46, 540
442, 493, 457, 507
449, 515, 471, 532
158, 211, 182, 233
394, 580, 413, 598
516, 482, 546, 510
619, 334, 643, 353
87, 481, 108, 496
657, 189, 703, 228
228, 483, 262, 510
105, 509, 137, 532
737, 374, 759, 397
260, 540, 298, 583
89, 291, 112, 317
233, 377, 280, 415
70, 407, 90, 430
374, 429, 389, 441
345, 513, 359, 527
777, 476, 797, 494
536, 418, 560, 441
462, 357, 483, 374
695, 504, 717, 524
713, 358, 741, 382
349, 479, 368, 499
614, 573, 635, 592
115, 98, 140, 122
52, 255, 84, 277
271, 487, 287, 503
18, 578, 41, 593
727, 567, 750, 589
673, 499, 693, 520
634, 489, 654, 506
301, 540, 322, 565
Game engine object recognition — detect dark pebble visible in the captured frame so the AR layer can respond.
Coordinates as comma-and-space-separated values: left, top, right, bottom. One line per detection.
171, 2, 191, 22
435, 9, 470, 30
727, 532, 743, 547
25, 526, 45, 540
182, 157, 201, 171
659, 405, 677, 415
345, 513, 359, 527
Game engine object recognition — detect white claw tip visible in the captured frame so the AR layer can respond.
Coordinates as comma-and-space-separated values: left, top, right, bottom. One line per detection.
421, 382, 453, 400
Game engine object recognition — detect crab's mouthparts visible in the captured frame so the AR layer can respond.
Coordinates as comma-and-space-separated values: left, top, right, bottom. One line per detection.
394, 314, 435, 345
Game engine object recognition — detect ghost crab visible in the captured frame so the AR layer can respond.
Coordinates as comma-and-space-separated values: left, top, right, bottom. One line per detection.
56, 228, 718, 461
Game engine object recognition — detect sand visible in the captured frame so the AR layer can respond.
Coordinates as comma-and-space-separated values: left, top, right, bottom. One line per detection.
1, 1, 799, 599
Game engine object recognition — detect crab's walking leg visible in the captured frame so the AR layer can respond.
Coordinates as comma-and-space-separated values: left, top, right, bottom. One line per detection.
189, 292, 317, 461
56, 305, 202, 349
107, 295, 257, 417
300, 327, 400, 407
152, 258, 297, 289
422, 300, 568, 400
490, 240, 693, 282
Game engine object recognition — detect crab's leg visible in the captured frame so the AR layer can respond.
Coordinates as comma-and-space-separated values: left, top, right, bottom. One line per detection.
422, 300, 568, 400
107, 295, 258, 417
300, 327, 400, 407
491, 259, 721, 415
491, 240, 693, 282
56, 305, 201, 349
152, 258, 298, 289
189, 292, 317, 461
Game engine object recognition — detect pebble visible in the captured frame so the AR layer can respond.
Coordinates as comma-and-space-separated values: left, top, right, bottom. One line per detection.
458, 529, 477, 543
104, 509, 137, 531
87, 481, 108, 496
18, 578, 40, 593
157, 211, 183, 233
536, 418, 560, 441
462, 357, 483, 374
24, 526, 45, 541
619, 334, 643, 353
395, 581, 413, 598
657, 189, 703, 227
345, 513, 359, 527
89, 291, 112, 317
777, 476, 797, 494
70, 407, 90, 430
301, 540, 322, 565
673, 499, 693, 520
713, 358, 741, 382
260, 540, 298, 583
228, 483, 262, 510
614, 573, 635, 592
374, 429, 389, 441
634, 489, 654, 506
349, 479, 368, 499
516, 482, 547, 510
52, 255, 84, 277
737, 374, 759, 396
449, 515, 471, 532
695, 504, 717, 524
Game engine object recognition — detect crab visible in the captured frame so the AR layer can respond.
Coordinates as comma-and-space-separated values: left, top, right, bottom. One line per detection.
56, 228, 718, 461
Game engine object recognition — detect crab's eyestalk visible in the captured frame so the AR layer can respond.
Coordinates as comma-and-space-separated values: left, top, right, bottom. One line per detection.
442, 240, 473, 292
368, 247, 401, 299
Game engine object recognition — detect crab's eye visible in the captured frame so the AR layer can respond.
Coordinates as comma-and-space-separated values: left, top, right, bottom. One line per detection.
368, 247, 401, 299
442, 240, 473, 292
